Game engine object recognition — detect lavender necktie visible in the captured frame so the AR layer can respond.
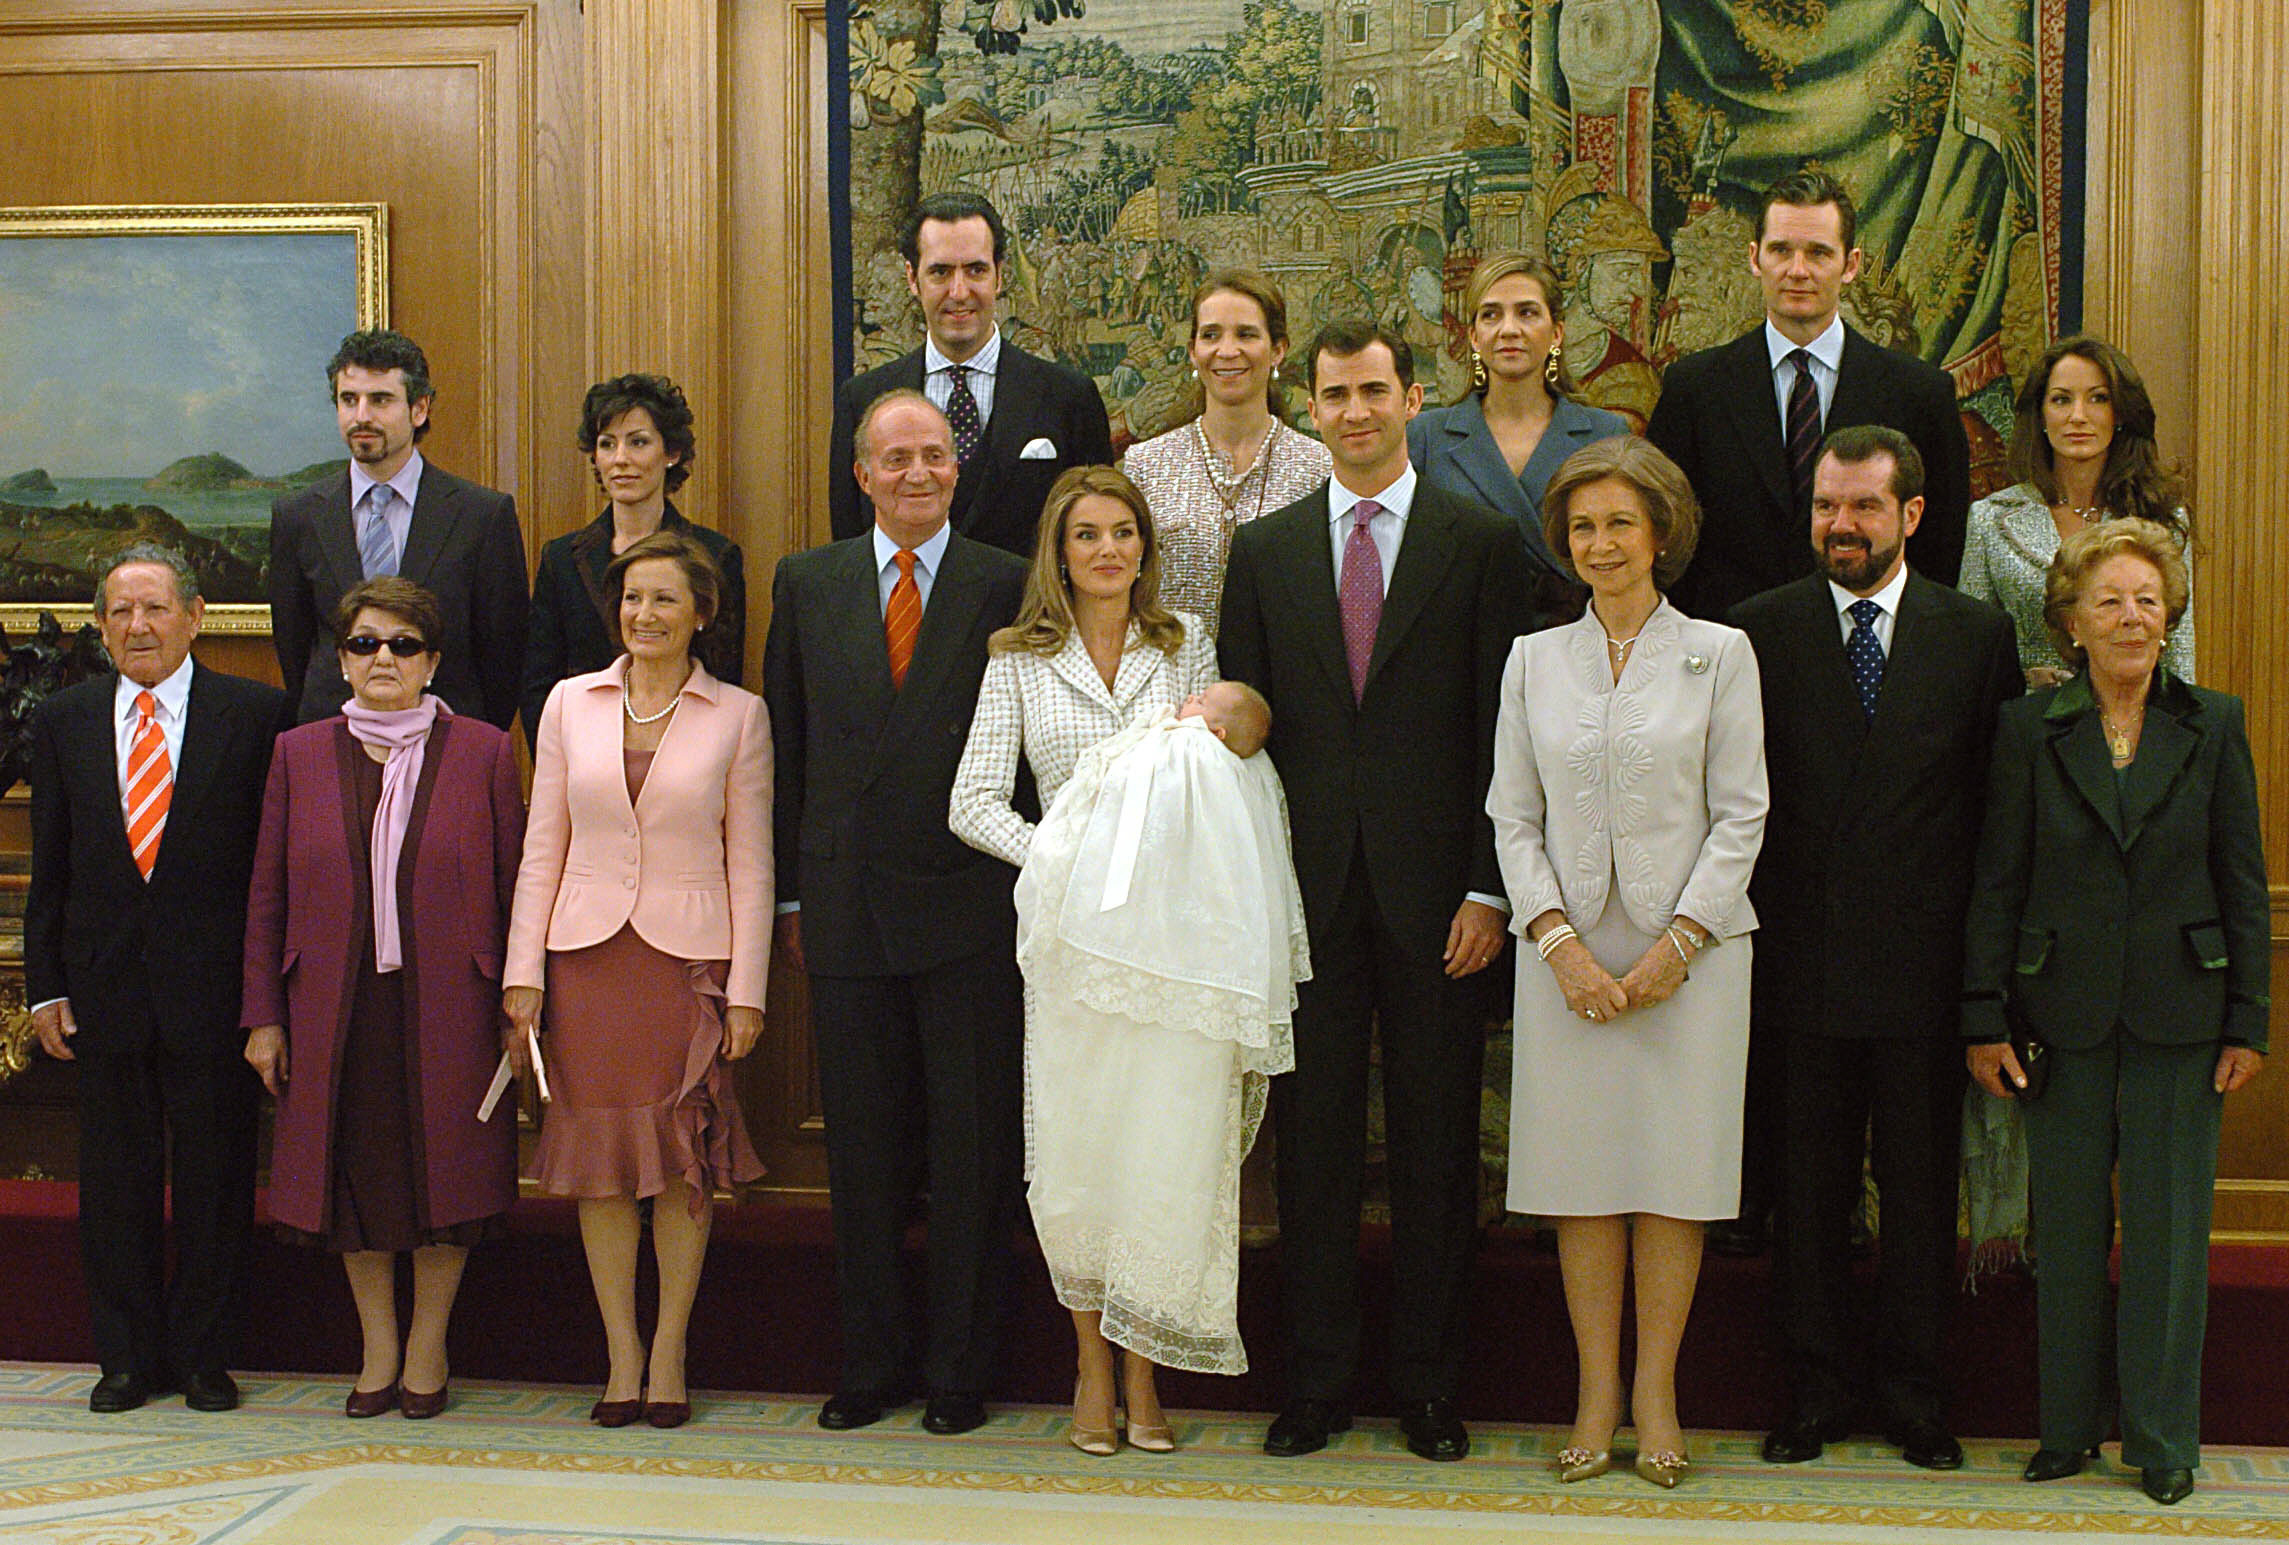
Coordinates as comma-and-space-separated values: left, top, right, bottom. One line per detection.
359, 484, 399, 578
1339, 500, 1384, 702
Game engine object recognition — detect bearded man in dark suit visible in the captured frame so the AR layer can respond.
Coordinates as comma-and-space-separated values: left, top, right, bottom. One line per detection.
827, 193, 1113, 557
269, 329, 528, 729
1731, 426, 2020, 1471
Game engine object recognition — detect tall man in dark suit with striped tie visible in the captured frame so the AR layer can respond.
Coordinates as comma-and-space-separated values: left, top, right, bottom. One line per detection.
1646, 169, 1971, 1256
27, 544, 288, 1414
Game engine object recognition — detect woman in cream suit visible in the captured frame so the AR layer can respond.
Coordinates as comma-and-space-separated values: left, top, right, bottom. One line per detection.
950, 466, 1220, 1454
1488, 436, 1767, 1488
505, 529, 770, 1431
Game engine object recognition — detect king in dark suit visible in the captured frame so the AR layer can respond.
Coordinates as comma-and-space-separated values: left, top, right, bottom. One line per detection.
1730, 426, 2021, 1471
765, 390, 1030, 1438
27, 545, 289, 1414
1220, 322, 1528, 1463
1647, 170, 1972, 1256
827, 192, 1112, 557
270, 329, 529, 730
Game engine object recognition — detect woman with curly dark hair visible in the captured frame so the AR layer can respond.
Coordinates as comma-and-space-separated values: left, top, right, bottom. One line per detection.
522, 374, 746, 738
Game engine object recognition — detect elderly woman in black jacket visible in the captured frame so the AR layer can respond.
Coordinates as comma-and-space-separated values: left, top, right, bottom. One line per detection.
1961, 518, 2267, 1507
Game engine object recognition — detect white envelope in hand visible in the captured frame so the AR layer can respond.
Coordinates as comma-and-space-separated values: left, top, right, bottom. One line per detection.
1019, 437, 1059, 460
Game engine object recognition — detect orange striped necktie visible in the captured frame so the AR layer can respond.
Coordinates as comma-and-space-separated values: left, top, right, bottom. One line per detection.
885, 548, 921, 687
124, 689, 172, 880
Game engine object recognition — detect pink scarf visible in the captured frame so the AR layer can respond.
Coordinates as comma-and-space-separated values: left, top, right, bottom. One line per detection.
342, 694, 447, 973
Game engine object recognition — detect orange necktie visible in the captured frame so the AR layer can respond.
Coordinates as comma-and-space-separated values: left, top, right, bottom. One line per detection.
124, 689, 172, 880
885, 548, 921, 687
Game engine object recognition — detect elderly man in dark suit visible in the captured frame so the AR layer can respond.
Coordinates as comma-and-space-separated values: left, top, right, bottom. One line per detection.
270, 328, 529, 729
766, 389, 1030, 1438
1648, 169, 1972, 1257
28, 543, 288, 1414
1220, 321, 1527, 1463
1731, 426, 2021, 1471
827, 192, 1113, 556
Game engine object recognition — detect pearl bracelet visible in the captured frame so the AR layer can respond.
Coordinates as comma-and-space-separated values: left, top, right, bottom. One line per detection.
1535, 924, 1578, 960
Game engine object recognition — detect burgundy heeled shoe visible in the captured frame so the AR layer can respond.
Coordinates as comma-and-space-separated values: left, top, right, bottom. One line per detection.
400, 1381, 449, 1420
644, 1398, 692, 1429
344, 1382, 399, 1419
591, 1393, 645, 1427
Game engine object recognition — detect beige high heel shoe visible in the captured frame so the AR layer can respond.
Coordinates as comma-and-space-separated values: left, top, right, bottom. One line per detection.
1119, 1354, 1174, 1451
1068, 1377, 1120, 1457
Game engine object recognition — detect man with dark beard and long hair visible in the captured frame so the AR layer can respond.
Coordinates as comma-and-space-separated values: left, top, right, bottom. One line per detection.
1729, 425, 2020, 1471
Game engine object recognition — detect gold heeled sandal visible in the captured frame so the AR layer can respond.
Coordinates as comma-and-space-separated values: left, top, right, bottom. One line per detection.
1556, 1444, 1612, 1482
1635, 1448, 1691, 1488
1068, 1378, 1120, 1457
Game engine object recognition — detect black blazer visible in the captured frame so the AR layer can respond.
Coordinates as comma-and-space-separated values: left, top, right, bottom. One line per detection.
1407, 393, 1629, 583
25, 664, 289, 1041
826, 341, 1114, 557
763, 530, 1030, 977
1648, 324, 1970, 621
270, 464, 530, 730
1218, 478, 1528, 950
1731, 572, 2021, 1039
1962, 672, 2270, 1053
522, 502, 746, 738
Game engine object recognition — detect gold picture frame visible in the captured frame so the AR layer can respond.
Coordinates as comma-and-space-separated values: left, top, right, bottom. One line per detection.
0, 203, 388, 637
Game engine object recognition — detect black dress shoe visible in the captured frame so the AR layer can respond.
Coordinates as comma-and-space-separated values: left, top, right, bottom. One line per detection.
2141, 1466, 2195, 1505
2023, 1445, 2099, 1482
181, 1370, 240, 1413
1263, 1398, 1351, 1457
1885, 1416, 1964, 1470
1762, 1409, 1852, 1464
817, 1388, 906, 1431
89, 1372, 151, 1413
922, 1393, 987, 1434
1706, 1216, 1768, 1258
1397, 1398, 1469, 1461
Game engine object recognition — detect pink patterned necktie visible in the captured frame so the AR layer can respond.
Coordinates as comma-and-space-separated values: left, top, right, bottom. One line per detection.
1339, 500, 1384, 702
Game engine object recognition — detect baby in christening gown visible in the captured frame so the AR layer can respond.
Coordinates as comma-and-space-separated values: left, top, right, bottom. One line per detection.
1014, 682, 1310, 1377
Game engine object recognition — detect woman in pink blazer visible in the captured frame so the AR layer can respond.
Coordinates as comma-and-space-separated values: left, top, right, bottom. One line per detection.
505, 529, 770, 1430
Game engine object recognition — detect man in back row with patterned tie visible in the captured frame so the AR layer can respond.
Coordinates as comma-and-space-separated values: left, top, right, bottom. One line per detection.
269, 328, 528, 728
1646, 169, 1971, 1259
827, 192, 1112, 557
27, 544, 290, 1413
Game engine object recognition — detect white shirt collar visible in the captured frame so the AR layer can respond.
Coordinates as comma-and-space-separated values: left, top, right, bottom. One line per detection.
924, 326, 1002, 380
875, 518, 953, 576
1766, 315, 1845, 376
347, 448, 425, 511
1829, 560, 1910, 621
115, 651, 194, 721
1328, 464, 1418, 525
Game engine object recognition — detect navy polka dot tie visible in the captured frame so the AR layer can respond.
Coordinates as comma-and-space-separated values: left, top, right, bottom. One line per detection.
1846, 597, 1885, 723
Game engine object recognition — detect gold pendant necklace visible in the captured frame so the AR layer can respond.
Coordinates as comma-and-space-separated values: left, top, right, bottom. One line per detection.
2099, 708, 2137, 762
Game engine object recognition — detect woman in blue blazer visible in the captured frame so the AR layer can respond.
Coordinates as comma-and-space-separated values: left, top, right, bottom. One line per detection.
1408, 253, 1627, 631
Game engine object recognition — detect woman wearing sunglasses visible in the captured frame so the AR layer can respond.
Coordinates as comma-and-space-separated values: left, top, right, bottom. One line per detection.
242, 577, 527, 1419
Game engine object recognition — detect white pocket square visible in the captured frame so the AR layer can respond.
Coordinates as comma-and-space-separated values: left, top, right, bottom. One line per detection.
1019, 437, 1058, 460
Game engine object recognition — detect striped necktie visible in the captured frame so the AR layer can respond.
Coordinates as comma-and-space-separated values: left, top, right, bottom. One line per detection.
1785, 348, 1822, 512
124, 690, 172, 880
359, 483, 400, 578
885, 548, 921, 687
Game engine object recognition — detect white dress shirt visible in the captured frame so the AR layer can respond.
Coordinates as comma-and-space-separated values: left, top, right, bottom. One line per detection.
1766, 316, 1845, 431
347, 449, 424, 559
874, 520, 953, 615
924, 327, 1001, 429
1326, 464, 1417, 595
1828, 561, 1909, 655
113, 654, 194, 800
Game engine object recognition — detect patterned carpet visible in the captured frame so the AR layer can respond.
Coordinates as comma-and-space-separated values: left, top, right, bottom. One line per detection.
3, 1363, 2286, 1543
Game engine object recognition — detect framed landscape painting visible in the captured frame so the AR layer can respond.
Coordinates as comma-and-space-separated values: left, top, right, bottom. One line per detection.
0, 203, 388, 635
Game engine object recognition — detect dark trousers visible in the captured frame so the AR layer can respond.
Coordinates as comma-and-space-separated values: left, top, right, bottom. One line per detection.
2025, 1031, 2221, 1469
809, 950, 1023, 1399
1274, 849, 1487, 1405
1736, 1019, 1786, 1229
1775, 1031, 1965, 1426
74, 1011, 258, 1380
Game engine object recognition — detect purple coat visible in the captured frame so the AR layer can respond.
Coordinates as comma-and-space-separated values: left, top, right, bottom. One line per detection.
242, 714, 526, 1235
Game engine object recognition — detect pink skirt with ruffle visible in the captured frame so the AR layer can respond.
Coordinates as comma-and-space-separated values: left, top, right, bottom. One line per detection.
528, 923, 765, 1212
